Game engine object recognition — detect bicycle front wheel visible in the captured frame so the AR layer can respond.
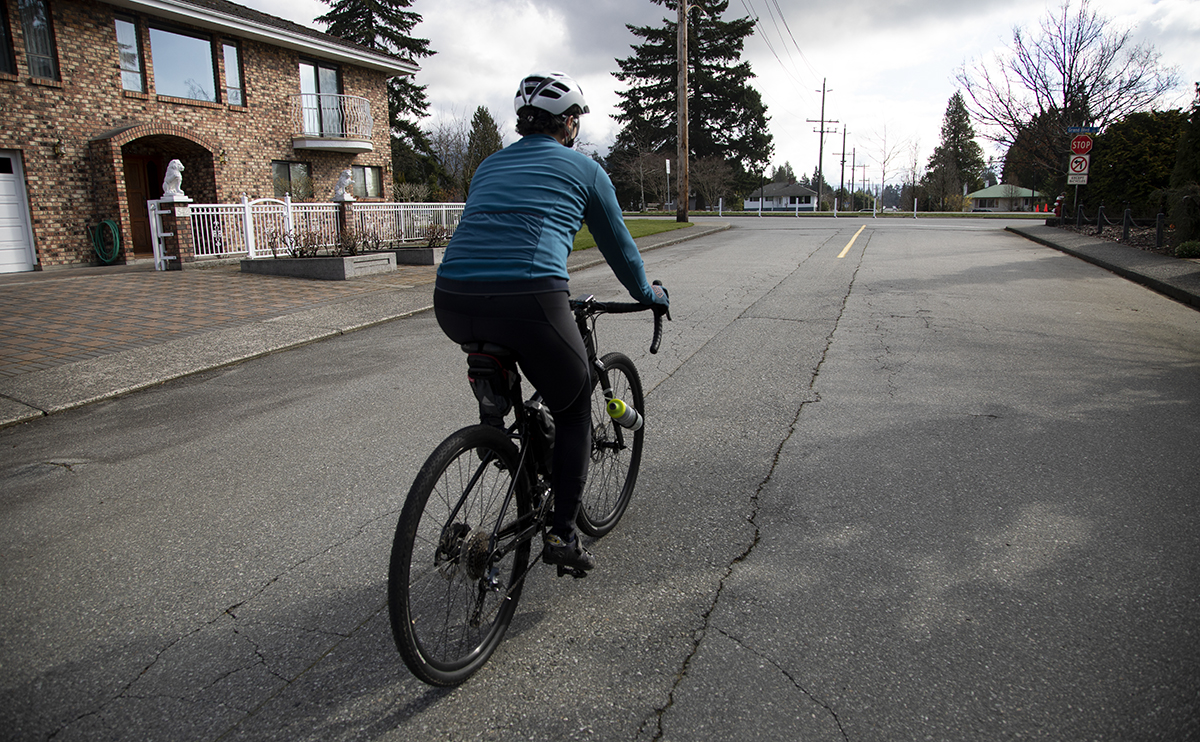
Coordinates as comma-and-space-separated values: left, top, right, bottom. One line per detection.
577, 352, 644, 537
389, 425, 531, 686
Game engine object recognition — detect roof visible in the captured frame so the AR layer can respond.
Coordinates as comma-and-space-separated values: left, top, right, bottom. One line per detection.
967, 184, 1040, 199
103, 0, 419, 77
747, 181, 818, 198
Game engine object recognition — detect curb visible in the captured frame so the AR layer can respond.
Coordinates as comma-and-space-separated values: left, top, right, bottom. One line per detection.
1006, 225, 1200, 311
0, 221, 730, 430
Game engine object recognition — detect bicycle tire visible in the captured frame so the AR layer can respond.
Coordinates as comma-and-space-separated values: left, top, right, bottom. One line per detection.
388, 425, 531, 686
577, 352, 644, 537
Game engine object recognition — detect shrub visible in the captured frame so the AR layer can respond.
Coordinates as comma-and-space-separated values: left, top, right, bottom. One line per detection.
1176, 240, 1200, 258
425, 225, 451, 248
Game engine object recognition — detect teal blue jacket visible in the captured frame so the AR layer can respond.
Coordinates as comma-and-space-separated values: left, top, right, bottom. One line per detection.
436, 135, 659, 305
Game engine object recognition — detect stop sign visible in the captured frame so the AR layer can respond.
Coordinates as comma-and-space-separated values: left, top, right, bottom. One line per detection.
1071, 135, 1093, 155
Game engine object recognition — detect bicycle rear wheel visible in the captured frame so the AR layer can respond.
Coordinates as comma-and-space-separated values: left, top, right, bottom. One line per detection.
577, 352, 644, 537
389, 425, 531, 686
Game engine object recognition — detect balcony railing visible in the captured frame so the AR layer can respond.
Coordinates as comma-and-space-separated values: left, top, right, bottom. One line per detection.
291, 94, 374, 152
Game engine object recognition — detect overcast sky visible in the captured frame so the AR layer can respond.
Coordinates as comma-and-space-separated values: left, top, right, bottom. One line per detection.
240, 0, 1198, 189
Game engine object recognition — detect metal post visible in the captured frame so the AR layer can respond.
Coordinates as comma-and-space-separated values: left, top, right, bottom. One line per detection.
1123, 207, 1131, 242
241, 194, 257, 259
1156, 212, 1165, 248
676, 1, 689, 223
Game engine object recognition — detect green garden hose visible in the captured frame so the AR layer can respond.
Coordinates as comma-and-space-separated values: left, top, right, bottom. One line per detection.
89, 219, 121, 264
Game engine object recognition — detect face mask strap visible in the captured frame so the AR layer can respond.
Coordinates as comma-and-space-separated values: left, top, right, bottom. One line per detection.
563, 116, 579, 148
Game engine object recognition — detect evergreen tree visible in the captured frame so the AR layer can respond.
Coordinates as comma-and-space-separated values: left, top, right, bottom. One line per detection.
611, 0, 772, 193
1089, 109, 1187, 216
1171, 83, 1200, 189
1168, 84, 1200, 243
464, 107, 503, 196
315, 0, 437, 187
926, 92, 986, 207
770, 161, 796, 183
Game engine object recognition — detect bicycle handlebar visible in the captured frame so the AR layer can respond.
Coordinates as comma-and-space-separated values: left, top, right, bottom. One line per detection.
571, 280, 671, 354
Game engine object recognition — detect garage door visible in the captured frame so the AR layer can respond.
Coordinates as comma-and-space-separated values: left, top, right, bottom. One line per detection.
0, 151, 36, 273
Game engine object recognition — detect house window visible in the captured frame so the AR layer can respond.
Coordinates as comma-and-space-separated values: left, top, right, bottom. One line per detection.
272, 160, 312, 199
114, 18, 143, 92
299, 60, 342, 135
149, 26, 216, 101
352, 165, 382, 198
0, 3, 16, 75
17, 0, 59, 81
222, 41, 242, 105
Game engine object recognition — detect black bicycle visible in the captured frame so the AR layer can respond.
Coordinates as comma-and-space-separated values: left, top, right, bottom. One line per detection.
388, 284, 669, 687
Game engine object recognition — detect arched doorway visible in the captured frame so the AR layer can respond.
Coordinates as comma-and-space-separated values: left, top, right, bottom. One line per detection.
120, 135, 215, 257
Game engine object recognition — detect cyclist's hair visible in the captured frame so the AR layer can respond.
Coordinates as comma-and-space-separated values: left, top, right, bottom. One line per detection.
516, 104, 580, 137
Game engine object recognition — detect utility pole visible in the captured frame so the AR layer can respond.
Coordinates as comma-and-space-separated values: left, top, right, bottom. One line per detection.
855, 163, 868, 212
806, 78, 838, 212
676, 2, 689, 223
833, 127, 848, 214
849, 148, 856, 210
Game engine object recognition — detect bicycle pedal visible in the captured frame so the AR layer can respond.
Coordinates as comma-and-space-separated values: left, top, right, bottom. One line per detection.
556, 565, 588, 579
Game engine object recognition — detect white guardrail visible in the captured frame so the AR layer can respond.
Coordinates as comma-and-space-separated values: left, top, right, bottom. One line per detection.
189, 196, 464, 259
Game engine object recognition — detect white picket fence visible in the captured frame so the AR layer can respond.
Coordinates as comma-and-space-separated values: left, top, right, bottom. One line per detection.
188, 196, 464, 259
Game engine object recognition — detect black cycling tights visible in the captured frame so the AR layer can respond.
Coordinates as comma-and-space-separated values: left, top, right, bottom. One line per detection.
434, 289, 591, 537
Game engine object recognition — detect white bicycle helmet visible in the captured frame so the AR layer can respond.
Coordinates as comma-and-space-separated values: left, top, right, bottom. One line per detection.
514, 71, 590, 116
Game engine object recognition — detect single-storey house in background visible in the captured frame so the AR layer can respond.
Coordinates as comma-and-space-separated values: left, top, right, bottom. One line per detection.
966, 184, 1041, 212
743, 181, 818, 212
0, 0, 416, 272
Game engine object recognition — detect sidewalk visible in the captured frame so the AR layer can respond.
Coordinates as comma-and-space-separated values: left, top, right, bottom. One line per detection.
1006, 223, 1200, 310
0, 221, 730, 429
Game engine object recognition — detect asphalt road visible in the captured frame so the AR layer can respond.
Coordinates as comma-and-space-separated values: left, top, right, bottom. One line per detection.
2, 219, 1198, 741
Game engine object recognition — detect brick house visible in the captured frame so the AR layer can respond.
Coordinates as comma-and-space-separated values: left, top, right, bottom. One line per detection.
0, 0, 416, 272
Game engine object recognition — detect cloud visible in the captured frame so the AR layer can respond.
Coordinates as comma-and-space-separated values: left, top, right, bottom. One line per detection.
237, 0, 1198, 186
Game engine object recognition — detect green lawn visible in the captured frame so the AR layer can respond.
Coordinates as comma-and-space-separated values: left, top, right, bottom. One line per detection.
573, 219, 693, 251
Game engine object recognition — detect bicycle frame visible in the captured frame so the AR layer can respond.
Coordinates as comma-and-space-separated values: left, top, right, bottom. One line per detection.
444, 295, 660, 591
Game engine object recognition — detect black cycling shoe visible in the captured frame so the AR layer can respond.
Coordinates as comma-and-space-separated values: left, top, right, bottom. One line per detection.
543, 532, 595, 577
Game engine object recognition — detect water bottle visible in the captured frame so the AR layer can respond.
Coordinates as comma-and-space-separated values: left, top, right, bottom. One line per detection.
606, 397, 643, 431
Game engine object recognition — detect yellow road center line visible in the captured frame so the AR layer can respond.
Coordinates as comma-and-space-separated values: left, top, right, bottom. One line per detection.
838, 225, 866, 258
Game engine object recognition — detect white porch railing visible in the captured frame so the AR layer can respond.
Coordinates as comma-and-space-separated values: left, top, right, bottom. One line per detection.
188, 197, 465, 259
352, 202, 464, 243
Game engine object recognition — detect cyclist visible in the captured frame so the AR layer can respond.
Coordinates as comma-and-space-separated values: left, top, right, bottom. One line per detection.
433, 71, 668, 574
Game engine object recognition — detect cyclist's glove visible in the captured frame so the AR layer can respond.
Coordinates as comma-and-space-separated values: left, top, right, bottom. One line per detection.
649, 282, 669, 308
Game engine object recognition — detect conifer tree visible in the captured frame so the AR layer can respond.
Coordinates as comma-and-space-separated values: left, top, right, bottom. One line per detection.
464, 107, 503, 196
611, 0, 772, 193
925, 92, 986, 207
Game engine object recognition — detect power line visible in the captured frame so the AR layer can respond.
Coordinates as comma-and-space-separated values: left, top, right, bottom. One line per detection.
738, 0, 817, 108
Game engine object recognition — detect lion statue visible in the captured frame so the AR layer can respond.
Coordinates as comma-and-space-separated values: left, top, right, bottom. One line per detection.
333, 168, 355, 201
162, 159, 185, 197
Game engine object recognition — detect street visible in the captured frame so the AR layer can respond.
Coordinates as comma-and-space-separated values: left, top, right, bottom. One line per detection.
2, 218, 1198, 741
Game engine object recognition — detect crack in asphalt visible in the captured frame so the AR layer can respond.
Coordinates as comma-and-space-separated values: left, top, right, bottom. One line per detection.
641, 234, 865, 740
715, 627, 850, 741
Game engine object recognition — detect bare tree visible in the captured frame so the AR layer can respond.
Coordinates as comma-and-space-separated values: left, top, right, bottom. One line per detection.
865, 125, 907, 201
902, 139, 923, 210
614, 150, 672, 210
691, 156, 733, 211
428, 109, 470, 198
956, 0, 1179, 175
